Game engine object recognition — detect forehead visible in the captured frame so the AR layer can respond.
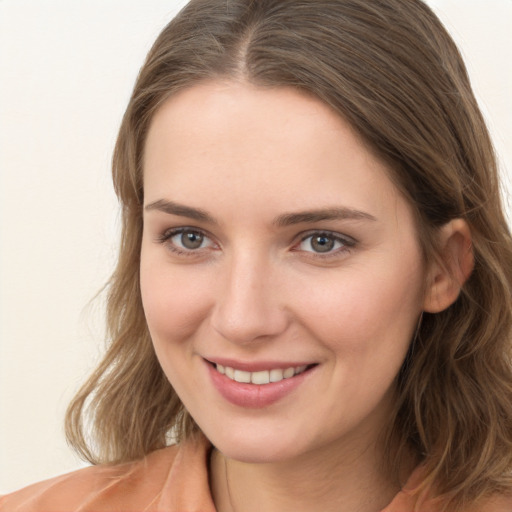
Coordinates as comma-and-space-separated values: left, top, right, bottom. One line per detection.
143, 80, 407, 223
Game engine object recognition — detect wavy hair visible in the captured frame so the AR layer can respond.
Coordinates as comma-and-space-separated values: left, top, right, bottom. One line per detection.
65, 0, 512, 509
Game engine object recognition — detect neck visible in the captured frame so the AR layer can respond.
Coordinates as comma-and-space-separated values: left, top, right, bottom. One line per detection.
210, 435, 412, 512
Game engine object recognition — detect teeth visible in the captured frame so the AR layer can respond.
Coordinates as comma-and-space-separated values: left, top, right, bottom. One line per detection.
269, 369, 284, 382
216, 364, 308, 385
234, 370, 251, 383
283, 367, 295, 379
251, 370, 270, 385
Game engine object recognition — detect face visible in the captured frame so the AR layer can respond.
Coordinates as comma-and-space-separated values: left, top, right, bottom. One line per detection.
140, 81, 428, 464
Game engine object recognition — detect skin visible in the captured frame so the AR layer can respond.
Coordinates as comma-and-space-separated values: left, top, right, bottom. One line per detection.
140, 81, 467, 512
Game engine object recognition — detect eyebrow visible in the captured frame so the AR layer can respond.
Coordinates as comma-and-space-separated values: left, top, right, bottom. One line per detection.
144, 199, 376, 226
274, 208, 377, 227
144, 199, 218, 224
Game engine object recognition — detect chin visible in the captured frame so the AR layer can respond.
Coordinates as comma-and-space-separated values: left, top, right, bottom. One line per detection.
203, 422, 310, 464
216, 442, 298, 464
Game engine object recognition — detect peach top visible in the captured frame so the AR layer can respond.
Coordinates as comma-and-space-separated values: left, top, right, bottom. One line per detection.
1, 435, 510, 511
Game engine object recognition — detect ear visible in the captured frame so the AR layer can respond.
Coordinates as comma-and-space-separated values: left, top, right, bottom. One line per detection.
423, 219, 474, 314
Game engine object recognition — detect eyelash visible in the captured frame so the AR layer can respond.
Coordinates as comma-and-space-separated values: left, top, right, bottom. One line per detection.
293, 230, 356, 259
157, 227, 217, 258
156, 227, 357, 259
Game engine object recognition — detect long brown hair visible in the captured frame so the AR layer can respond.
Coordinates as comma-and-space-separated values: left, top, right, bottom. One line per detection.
66, 0, 512, 508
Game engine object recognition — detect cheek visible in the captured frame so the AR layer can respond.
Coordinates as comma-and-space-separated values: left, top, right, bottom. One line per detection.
139, 256, 213, 343
293, 256, 425, 355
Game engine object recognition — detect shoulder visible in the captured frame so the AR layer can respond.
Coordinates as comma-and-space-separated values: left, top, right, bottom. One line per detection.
0, 445, 180, 512
383, 466, 512, 512
0, 435, 215, 512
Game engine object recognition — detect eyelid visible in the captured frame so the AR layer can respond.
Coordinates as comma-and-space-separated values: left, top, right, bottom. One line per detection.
298, 229, 356, 244
157, 226, 218, 255
293, 229, 357, 256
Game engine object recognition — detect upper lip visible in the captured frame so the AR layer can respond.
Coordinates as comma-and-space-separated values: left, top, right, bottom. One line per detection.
204, 357, 316, 372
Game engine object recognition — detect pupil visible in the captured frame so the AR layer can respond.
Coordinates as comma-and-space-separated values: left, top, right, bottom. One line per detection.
312, 235, 334, 253
182, 231, 203, 249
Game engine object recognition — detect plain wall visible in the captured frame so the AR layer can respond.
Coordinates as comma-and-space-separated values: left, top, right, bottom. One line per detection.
0, 0, 510, 493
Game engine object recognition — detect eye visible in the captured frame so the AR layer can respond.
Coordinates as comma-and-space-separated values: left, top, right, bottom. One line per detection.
158, 227, 216, 255
174, 230, 206, 250
297, 232, 355, 255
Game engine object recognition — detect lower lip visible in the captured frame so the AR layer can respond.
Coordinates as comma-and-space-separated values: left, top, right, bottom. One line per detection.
207, 362, 314, 409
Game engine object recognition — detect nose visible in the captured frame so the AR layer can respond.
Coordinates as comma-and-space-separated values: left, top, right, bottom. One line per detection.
210, 251, 290, 345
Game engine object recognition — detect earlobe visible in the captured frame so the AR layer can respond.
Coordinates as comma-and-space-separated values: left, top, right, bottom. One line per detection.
423, 219, 474, 314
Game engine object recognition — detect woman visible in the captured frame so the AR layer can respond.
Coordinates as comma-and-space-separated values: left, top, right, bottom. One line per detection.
2, 0, 511, 510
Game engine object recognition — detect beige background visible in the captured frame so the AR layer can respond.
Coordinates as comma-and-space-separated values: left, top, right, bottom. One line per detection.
1, 0, 511, 493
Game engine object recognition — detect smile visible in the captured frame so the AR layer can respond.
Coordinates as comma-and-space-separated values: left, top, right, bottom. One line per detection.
207, 359, 317, 408
215, 364, 308, 385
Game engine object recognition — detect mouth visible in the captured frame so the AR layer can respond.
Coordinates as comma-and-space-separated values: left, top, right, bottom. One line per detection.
208, 360, 316, 385
205, 359, 317, 408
